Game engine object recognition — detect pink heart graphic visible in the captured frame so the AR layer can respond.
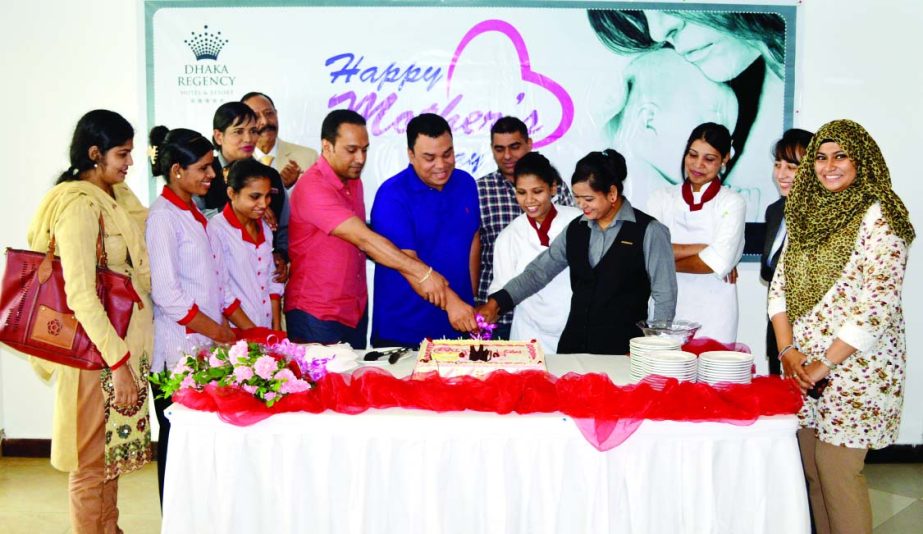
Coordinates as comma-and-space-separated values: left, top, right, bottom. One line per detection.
447, 19, 574, 148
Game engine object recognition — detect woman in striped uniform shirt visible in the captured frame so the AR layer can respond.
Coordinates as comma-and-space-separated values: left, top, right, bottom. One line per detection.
145, 126, 256, 504
208, 158, 284, 330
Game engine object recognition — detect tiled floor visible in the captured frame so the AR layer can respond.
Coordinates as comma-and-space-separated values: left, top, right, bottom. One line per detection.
0, 457, 161, 533
866, 463, 923, 533
0, 457, 920, 533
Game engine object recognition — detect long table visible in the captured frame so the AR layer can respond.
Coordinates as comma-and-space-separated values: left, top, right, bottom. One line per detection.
162, 354, 810, 534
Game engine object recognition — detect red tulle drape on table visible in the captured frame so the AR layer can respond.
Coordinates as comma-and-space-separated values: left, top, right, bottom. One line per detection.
173, 370, 801, 451
174, 334, 799, 450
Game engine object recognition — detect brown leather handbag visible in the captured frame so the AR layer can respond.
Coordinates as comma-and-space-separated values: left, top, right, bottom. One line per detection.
0, 215, 142, 369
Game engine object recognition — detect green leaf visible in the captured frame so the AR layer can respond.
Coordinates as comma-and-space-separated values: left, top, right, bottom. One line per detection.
193, 371, 211, 384
207, 367, 228, 379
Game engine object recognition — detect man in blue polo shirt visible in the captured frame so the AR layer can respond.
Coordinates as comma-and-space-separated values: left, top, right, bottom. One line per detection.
371, 113, 479, 347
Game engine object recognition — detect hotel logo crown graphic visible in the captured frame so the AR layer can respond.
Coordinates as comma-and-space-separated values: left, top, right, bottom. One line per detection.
184, 25, 228, 61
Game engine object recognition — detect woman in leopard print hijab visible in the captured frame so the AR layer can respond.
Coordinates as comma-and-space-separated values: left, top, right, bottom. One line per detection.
768, 119, 913, 533
784, 119, 914, 320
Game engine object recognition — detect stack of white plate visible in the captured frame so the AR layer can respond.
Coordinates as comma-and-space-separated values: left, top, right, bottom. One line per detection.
629, 337, 695, 384
630, 336, 681, 357
698, 351, 754, 385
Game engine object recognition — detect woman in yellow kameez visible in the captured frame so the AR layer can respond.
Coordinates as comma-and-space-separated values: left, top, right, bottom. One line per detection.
27, 109, 153, 533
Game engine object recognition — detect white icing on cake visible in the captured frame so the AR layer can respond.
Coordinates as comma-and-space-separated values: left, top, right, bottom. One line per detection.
413, 339, 546, 379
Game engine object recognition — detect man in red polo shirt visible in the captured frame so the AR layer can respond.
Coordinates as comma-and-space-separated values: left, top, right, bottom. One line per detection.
286, 110, 449, 347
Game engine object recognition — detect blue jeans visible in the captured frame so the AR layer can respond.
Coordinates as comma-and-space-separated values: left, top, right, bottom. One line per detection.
285, 308, 368, 349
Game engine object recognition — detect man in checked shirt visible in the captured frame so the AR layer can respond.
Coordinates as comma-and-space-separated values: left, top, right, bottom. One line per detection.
476, 116, 575, 339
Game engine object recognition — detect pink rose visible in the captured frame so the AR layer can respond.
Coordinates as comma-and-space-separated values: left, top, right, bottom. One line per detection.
241, 384, 258, 395
273, 368, 296, 384
281, 379, 311, 394
264, 392, 277, 401
233, 366, 254, 383
228, 340, 249, 364
172, 359, 191, 375
208, 353, 225, 368
180, 375, 196, 390
253, 355, 278, 380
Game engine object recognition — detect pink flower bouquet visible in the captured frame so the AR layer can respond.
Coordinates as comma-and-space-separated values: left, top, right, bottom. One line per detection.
149, 339, 331, 407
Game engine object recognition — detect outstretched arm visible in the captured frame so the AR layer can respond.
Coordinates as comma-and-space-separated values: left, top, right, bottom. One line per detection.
332, 216, 449, 309
399, 247, 478, 333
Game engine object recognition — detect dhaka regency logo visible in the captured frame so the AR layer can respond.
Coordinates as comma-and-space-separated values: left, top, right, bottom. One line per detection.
177, 25, 235, 103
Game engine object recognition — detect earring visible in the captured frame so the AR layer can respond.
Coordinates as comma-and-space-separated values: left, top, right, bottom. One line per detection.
720, 164, 727, 174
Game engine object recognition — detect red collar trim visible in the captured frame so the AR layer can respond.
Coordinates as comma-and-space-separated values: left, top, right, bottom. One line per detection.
162, 186, 208, 229
681, 179, 721, 212
221, 203, 265, 247
526, 205, 558, 247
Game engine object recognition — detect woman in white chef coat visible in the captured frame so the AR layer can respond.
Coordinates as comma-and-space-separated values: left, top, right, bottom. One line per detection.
646, 122, 745, 343
488, 152, 582, 352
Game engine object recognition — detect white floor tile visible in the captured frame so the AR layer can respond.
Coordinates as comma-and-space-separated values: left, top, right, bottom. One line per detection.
869, 488, 916, 528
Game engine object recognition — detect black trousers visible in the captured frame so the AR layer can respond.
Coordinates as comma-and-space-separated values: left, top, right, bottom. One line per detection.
150, 380, 173, 509
766, 320, 781, 375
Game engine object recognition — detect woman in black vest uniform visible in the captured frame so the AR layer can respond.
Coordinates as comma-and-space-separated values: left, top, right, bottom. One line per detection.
761, 128, 813, 374
478, 149, 677, 354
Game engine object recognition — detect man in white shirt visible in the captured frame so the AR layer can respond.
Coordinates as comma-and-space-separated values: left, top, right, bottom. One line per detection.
242, 91, 318, 192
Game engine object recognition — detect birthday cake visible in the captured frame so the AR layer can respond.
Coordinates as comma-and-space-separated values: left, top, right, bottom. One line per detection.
412, 338, 546, 379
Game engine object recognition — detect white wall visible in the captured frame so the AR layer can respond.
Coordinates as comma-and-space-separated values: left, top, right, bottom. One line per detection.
795, 0, 923, 444
1, 0, 921, 444
0, 0, 147, 438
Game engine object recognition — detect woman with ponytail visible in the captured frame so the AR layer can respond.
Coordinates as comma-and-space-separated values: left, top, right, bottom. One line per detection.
145, 125, 255, 504
479, 149, 677, 354
646, 122, 746, 343
27, 109, 152, 533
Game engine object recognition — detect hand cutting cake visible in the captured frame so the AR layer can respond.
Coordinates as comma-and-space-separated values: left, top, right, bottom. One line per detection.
413, 338, 546, 379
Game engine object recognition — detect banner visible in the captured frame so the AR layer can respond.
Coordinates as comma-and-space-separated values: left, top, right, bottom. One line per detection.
146, 2, 796, 222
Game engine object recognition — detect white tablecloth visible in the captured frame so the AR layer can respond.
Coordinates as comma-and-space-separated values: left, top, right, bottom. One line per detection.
162, 354, 810, 534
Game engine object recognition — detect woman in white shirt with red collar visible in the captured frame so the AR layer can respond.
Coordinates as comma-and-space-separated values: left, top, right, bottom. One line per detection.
646, 123, 746, 343
488, 152, 582, 352
208, 158, 284, 330
146, 126, 255, 504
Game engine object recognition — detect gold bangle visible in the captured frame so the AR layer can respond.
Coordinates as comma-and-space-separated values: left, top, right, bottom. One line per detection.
418, 266, 433, 284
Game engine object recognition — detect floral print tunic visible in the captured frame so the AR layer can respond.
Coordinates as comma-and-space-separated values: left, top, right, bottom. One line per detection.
768, 203, 909, 449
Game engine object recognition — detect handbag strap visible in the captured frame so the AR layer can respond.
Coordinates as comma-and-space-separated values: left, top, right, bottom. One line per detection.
96, 213, 108, 269
38, 210, 108, 284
